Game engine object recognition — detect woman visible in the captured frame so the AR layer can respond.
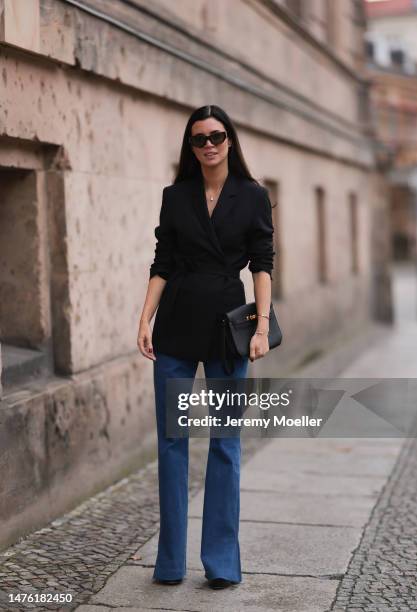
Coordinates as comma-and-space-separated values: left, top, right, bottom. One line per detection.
137, 105, 274, 590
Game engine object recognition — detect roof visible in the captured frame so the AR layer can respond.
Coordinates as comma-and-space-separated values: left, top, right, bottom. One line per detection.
365, 0, 417, 18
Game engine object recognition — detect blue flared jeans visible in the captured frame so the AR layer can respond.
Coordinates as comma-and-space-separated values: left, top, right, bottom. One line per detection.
152, 351, 249, 583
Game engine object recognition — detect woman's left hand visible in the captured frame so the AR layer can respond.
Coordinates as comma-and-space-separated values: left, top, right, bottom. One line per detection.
249, 333, 269, 362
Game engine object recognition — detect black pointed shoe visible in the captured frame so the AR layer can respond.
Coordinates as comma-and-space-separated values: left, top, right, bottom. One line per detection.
208, 577, 234, 589
154, 578, 183, 585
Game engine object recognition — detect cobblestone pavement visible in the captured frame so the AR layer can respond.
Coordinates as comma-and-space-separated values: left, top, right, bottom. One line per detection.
327, 263, 417, 612
3, 432, 416, 612
329, 431, 417, 612
0, 438, 264, 612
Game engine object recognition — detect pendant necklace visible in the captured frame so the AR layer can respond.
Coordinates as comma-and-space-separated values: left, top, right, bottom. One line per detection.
206, 178, 227, 204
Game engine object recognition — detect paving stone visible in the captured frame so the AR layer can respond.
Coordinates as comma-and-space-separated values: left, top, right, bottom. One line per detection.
135, 514, 361, 576
89, 565, 338, 612
0, 437, 263, 611
329, 433, 417, 610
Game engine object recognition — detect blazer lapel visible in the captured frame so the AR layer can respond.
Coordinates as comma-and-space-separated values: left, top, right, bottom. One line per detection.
188, 171, 239, 263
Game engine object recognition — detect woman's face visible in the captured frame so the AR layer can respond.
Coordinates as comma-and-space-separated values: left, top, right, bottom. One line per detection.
190, 117, 231, 170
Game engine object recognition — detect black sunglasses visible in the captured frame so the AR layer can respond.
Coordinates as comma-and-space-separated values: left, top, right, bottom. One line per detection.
189, 131, 228, 148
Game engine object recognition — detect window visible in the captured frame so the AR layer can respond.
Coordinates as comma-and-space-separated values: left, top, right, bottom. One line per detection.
358, 80, 371, 125
349, 192, 359, 274
0, 167, 48, 388
366, 40, 375, 61
202, 0, 219, 31
325, 0, 336, 47
285, 0, 304, 19
352, 0, 366, 27
390, 49, 405, 69
315, 187, 327, 284
0, 146, 68, 390
263, 179, 282, 300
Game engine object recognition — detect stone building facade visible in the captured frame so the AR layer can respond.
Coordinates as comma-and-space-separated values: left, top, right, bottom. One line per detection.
0, 0, 387, 548
365, 0, 417, 260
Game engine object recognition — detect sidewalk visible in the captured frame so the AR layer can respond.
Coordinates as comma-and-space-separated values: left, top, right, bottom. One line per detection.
75, 265, 417, 611
77, 437, 404, 612
0, 265, 415, 612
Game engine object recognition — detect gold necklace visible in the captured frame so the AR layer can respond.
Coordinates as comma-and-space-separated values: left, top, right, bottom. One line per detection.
206, 178, 227, 203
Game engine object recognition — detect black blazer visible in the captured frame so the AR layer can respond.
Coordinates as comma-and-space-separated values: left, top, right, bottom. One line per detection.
149, 171, 275, 361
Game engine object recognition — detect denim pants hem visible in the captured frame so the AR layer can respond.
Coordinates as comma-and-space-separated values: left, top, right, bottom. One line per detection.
204, 572, 242, 584
153, 566, 186, 581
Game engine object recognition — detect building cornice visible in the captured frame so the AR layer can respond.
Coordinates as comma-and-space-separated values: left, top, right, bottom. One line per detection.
61, 0, 369, 150
257, 0, 367, 84
367, 63, 417, 81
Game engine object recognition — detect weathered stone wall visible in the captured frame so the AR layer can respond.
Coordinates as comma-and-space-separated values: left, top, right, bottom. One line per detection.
0, 352, 155, 551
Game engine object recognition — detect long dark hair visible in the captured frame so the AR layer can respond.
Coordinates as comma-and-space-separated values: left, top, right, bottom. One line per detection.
173, 105, 258, 184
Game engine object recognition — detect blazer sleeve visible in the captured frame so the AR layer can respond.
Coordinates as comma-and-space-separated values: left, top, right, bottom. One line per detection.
149, 187, 175, 281
247, 187, 275, 277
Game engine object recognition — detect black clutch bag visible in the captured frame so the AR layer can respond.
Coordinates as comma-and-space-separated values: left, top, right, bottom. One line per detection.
221, 302, 282, 375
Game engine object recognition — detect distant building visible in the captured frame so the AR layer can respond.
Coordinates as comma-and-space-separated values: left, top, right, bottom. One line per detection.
365, 0, 417, 260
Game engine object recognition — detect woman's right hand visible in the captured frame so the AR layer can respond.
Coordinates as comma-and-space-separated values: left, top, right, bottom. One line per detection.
137, 319, 156, 361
